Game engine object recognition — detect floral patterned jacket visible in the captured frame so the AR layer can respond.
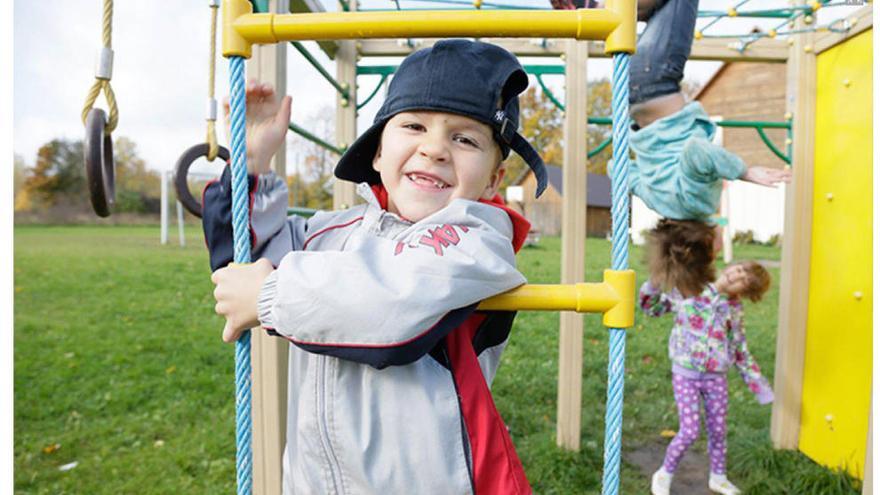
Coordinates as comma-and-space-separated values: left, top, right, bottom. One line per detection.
639, 281, 774, 404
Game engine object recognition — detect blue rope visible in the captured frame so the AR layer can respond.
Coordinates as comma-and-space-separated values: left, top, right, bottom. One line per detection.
602, 52, 631, 495
229, 55, 253, 495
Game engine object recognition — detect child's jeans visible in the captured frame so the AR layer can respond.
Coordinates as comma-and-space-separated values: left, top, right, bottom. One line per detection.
629, 0, 699, 104
662, 371, 729, 475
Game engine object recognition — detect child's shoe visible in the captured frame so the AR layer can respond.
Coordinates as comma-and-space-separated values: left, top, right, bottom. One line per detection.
708, 473, 741, 495
650, 468, 673, 495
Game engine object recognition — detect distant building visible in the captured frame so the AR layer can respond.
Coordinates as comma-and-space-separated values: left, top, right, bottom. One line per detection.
511, 164, 612, 238
695, 62, 789, 170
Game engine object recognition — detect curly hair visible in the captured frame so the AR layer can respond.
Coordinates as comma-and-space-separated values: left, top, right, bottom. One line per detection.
645, 219, 717, 297
737, 261, 771, 302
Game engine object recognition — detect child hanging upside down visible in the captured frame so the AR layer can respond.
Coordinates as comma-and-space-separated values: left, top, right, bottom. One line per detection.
551, 0, 791, 220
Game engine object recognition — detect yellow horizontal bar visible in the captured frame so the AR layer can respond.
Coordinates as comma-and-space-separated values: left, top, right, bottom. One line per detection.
478, 283, 619, 313
233, 9, 622, 44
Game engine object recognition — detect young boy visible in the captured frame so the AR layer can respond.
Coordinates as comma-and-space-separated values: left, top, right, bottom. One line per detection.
551, 0, 791, 220
206, 40, 546, 494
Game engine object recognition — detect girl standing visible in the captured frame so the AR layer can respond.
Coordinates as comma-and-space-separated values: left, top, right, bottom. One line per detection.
640, 220, 775, 495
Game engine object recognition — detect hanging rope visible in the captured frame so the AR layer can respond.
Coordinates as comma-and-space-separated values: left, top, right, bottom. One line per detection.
174, 0, 229, 218
81, 0, 118, 134
602, 52, 631, 495
229, 55, 254, 495
206, 0, 220, 161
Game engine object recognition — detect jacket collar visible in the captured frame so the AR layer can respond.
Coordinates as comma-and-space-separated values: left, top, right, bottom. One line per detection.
357, 183, 532, 253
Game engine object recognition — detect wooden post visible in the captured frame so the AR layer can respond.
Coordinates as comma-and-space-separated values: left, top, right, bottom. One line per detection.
333, 1, 358, 209
557, 39, 588, 451
247, 1, 289, 492
770, 9, 815, 450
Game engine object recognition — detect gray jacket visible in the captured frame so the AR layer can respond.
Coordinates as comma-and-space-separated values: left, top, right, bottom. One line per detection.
203, 171, 533, 495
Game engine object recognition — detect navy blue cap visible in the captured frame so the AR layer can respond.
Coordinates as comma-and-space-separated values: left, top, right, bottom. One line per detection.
334, 39, 548, 197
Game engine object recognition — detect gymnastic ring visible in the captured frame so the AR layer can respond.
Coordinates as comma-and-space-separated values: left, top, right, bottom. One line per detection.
84, 108, 115, 217
175, 143, 230, 218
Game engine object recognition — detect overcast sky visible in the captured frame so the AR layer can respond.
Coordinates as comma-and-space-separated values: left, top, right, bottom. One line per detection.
13, 0, 859, 175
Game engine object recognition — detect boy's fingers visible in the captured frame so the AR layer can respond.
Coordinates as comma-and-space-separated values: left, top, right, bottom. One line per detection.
222, 321, 238, 343
275, 96, 293, 127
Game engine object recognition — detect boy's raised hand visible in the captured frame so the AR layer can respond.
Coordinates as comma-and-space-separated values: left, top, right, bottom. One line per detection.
741, 166, 792, 187
223, 80, 292, 175
211, 258, 275, 343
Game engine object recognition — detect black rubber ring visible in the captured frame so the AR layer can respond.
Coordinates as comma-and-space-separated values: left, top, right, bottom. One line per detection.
174, 143, 230, 218
84, 108, 115, 217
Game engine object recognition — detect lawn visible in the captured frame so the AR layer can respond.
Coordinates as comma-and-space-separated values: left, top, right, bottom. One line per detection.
14, 225, 860, 494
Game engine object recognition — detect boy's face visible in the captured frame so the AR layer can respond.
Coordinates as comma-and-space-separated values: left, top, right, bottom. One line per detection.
372, 111, 505, 222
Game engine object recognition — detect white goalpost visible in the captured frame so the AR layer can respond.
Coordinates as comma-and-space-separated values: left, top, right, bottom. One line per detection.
160, 169, 220, 246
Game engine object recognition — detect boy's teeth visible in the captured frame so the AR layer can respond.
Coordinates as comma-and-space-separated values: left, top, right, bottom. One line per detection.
408, 173, 447, 189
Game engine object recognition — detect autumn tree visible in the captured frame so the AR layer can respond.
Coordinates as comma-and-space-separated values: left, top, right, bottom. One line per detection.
16, 137, 161, 217
18, 139, 86, 211
505, 78, 614, 189
287, 105, 336, 210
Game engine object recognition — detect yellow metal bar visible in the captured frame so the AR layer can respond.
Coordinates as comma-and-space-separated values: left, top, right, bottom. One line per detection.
223, 0, 255, 58
602, 269, 635, 328
478, 283, 619, 313
604, 0, 637, 54
229, 9, 623, 45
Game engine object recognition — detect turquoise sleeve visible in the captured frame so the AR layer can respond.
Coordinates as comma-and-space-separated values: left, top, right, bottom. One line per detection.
680, 136, 748, 183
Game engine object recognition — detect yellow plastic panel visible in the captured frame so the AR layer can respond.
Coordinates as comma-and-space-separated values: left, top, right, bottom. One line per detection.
800, 29, 872, 479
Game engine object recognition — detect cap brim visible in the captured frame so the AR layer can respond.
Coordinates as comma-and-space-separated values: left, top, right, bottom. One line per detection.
334, 119, 388, 185
508, 132, 548, 198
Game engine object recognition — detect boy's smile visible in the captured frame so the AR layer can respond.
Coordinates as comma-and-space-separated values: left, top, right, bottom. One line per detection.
372, 111, 505, 222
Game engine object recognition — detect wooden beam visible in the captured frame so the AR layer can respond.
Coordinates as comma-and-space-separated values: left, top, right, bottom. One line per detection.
770, 10, 815, 451
688, 37, 788, 62
358, 37, 789, 62
557, 39, 589, 452
248, 2, 289, 493
814, 4, 873, 55
333, 2, 358, 209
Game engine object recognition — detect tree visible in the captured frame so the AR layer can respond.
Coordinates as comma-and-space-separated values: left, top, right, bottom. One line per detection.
112, 137, 162, 213
287, 105, 336, 210
18, 139, 86, 210
505, 79, 614, 189
13, 154, 28, 210
16, 137, 162, 216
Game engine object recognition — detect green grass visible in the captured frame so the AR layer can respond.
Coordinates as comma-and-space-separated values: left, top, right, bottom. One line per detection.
14, 226, 860, 494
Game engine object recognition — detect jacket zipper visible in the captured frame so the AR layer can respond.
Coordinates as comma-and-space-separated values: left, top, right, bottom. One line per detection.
316, 355, 345, 493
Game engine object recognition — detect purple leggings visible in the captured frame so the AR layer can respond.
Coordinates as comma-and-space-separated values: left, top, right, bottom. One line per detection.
662, 372, 729, 475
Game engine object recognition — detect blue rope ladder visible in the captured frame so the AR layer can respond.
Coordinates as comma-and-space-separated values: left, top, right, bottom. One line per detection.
603, 51, 631, 495
228, 55, 253, 495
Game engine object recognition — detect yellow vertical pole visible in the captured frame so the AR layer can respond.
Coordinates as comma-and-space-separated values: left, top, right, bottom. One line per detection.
557, 38, 589, 451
